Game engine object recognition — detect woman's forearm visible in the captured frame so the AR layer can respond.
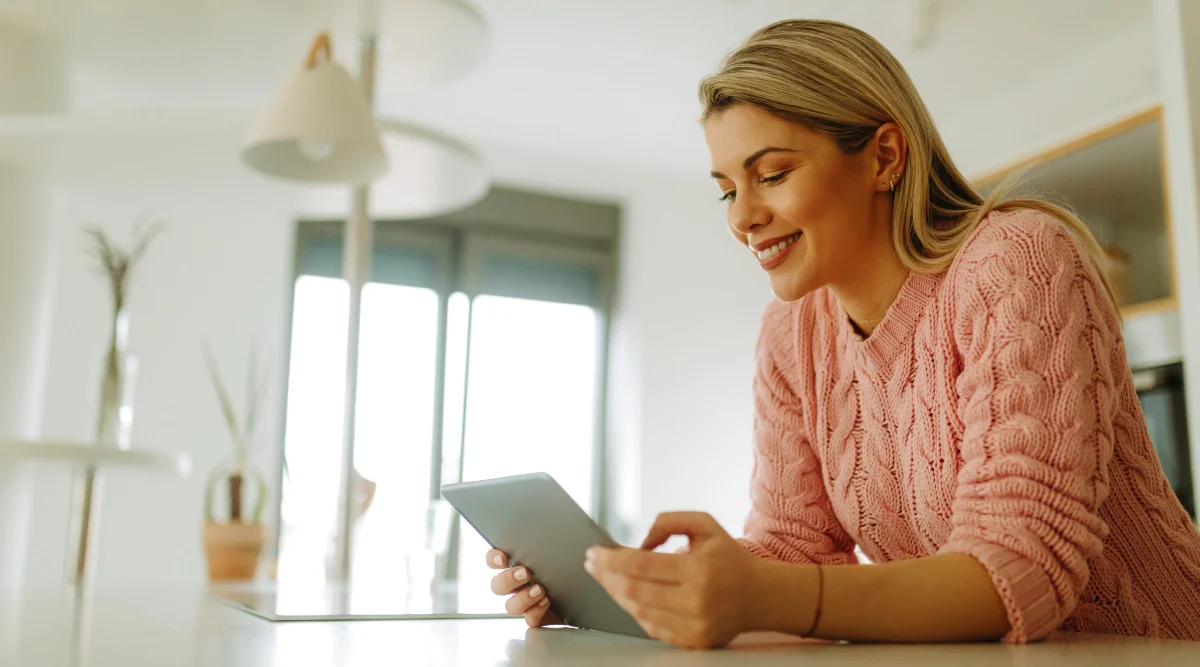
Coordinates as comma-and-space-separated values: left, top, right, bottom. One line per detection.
749, 552, 1011, 642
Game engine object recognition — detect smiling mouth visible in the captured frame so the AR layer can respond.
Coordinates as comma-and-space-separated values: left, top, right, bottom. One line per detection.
754, 233, 801, 261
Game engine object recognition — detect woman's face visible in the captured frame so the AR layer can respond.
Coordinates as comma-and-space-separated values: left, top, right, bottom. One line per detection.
704, 104, 887, 302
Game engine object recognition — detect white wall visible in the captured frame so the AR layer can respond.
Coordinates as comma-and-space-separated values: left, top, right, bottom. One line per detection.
611, 181, 770, 541
0, 22, 68, 594
940, 13, 1159, 177
0, 172, 59, 595
0, 169, 59, 442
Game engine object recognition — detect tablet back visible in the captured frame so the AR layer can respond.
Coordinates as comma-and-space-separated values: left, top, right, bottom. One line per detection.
442, 472, 649, 639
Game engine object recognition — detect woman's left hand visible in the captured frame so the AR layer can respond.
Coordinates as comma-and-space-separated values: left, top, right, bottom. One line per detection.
585, 511, 762, 649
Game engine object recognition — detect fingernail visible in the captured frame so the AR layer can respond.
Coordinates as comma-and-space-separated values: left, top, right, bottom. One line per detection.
583, 560, 594, 574
539, 598, 549, 607
514, 567, 528, 581
529, 585, 542, 598
585, 547, 597, 559
493, 554, 503, 567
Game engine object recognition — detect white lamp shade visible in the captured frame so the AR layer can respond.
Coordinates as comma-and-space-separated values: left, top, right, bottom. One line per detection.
241, 57, 387, 185
369, 0, 489, 90
299, 118, 490, 219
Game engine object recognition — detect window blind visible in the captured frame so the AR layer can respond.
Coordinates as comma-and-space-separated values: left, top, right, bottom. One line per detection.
299, 235, 435, 289
298, 231, 603, 307
477, 254, 599, 307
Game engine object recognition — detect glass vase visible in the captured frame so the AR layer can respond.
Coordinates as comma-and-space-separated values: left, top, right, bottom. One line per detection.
94, 307, 137, 450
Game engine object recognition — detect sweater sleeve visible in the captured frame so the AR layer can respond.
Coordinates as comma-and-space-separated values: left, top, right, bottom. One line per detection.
738, 302, 858, 565
939, 212, 1118, 643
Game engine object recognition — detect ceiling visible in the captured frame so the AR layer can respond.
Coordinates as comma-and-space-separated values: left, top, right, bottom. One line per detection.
0, 0, 1157, 201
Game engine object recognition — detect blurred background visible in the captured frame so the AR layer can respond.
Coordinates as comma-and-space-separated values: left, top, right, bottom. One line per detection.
0, 0, 1197, 620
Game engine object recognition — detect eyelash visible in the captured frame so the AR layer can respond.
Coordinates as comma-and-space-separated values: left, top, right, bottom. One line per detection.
718, 170, 792, 202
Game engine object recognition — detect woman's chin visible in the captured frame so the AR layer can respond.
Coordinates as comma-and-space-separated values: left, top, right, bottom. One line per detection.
768, 274, 818, 302
763, 262, 820, 302
766, 250, 819, 302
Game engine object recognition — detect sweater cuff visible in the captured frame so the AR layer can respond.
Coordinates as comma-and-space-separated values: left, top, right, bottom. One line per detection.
736, 537, 780, 561
940, 539, 1060, 643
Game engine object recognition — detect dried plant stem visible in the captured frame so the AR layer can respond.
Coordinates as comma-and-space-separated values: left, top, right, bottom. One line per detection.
85, 222, 160, 447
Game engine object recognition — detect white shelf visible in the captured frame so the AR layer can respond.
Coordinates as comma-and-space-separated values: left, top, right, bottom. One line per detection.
0, 440, 191, 477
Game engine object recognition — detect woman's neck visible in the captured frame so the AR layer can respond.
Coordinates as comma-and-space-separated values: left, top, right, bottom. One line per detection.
831, 239, 909, 337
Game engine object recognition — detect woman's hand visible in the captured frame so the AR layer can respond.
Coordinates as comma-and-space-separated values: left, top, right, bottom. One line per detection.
486, 548, 562, 628
585, 512, 763, 649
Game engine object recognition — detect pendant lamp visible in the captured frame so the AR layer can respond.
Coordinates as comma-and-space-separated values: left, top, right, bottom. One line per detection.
240, 33, 387, 184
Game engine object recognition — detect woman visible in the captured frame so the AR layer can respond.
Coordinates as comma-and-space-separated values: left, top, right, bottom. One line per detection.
485, 19, 1200, 648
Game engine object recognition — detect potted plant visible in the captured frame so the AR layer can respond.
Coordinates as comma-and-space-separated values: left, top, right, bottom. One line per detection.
201, 346, 270, 581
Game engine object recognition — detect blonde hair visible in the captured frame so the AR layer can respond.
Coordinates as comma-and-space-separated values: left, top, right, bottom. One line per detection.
699, 19, 1119, 309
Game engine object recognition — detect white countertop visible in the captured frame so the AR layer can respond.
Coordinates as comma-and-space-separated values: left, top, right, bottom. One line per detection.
2, 586, 1198, 667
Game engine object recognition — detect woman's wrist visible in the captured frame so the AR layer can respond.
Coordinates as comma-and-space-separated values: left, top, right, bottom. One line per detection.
745, 558, 822, 637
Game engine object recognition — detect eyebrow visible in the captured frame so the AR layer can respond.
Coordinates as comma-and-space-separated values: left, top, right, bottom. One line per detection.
710, 147, 803, 179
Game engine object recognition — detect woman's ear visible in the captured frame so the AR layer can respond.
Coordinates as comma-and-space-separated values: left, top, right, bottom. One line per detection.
872, 122, 908, 187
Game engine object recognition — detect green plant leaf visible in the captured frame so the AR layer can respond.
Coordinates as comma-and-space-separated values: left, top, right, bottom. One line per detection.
243, 343, 258, 444
242, 343, 271, 453
203, 343, 242, 455
251, 467, 269, 524
204, 466, 223, 522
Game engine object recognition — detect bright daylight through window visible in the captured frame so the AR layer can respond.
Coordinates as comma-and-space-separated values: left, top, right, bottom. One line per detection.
275, 213, 612, 615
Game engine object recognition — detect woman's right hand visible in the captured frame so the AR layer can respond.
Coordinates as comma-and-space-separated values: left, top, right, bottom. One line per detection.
487, 548, 562, 628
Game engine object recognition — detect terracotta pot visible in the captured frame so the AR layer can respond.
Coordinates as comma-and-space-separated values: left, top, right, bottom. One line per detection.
203, 521, 265, 581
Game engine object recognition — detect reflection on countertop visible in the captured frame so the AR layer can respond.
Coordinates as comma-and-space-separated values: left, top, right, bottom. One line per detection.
2, 585, 1198, 667
498, 626, 1200, 667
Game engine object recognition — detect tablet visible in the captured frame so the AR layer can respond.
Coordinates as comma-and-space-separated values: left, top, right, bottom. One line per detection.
442, 472, 650, 639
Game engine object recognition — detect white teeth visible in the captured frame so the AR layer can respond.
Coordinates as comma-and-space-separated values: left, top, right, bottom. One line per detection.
755, 233, 800, 261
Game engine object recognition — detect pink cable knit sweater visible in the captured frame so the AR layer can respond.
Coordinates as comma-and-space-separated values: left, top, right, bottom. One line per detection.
740, 209, 1200, 643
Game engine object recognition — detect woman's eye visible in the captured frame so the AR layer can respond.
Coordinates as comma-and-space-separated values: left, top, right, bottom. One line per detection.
760, 170, 791, 186
718, 169, 790, 202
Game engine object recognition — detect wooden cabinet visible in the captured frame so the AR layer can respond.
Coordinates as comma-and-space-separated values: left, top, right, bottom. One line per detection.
973, 107, 1176, 320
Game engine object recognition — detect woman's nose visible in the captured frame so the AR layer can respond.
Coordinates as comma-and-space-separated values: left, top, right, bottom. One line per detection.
729, 194, 770, 237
